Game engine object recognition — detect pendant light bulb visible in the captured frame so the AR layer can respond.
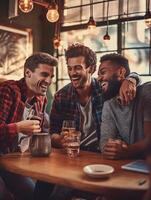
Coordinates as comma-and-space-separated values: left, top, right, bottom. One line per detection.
103, 1, 110, 40
87, 16, 96, 29
19, 0, 34, 13
87, 0, 96, 29
46, 1, 59, 23
103, 31, 110, 40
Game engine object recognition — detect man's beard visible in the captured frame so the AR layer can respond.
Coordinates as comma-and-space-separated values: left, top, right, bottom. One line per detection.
103, 76, 121, 100
71, 74, 90, 90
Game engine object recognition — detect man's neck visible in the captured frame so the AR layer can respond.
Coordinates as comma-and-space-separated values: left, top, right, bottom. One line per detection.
76, 80, 92, 106
25, 79, 36, 99
27, 90, 35, 99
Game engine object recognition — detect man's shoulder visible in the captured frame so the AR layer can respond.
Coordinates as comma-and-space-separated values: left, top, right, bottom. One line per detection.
139, 82, 151, 89
0, 79, 25, 100
137, 82, 151, 96
0, 80, 19, 92
55, 83, 74, 97
104, 97, 117, 105
103, 97, 116, 110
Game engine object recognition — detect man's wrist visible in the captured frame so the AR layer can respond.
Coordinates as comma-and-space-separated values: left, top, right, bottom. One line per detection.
126, 72, 141, 86
16, 122, 21, 132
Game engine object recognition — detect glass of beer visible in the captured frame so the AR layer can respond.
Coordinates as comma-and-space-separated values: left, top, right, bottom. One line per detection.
66, 131, 81, 158
61, 120, 76, 149
62, 120, 76, 133
61, 120, 76, 140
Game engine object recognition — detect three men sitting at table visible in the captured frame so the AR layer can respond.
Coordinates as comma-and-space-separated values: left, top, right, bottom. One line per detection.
34, 44, 140, 200
0, 43, 149, 200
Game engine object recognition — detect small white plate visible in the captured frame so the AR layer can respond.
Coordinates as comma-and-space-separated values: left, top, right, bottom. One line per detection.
83, 164, 114, 178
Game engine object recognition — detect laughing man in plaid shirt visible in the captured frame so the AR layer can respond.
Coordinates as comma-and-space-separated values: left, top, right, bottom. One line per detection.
0, 52, 58, 200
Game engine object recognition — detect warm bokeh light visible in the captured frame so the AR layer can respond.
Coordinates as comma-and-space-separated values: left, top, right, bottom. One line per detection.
144, 11, 151, 28
53, 36, 60, 49
145, 18, 151, 28
19, 0, 34, 13
46, 2, 59, 23
46, 9, 59, 22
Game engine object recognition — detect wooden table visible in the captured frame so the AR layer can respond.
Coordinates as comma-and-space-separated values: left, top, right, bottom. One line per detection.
0, 148, 149, 196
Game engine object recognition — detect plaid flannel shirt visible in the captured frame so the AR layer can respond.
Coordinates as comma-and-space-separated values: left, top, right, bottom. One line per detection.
0, 78, 46, 153
50, 78, 104, 142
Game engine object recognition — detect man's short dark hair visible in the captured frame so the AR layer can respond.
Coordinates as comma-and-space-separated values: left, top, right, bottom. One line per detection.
100, 53, 130, 76
65, 43, 97, 74
24, 52, 58, 72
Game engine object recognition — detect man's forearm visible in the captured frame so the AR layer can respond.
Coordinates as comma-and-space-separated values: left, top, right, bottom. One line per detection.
0, 123, 17, 138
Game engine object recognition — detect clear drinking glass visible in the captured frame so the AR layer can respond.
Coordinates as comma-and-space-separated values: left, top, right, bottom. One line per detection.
62, 120, 76, 136
66, 131, 81, 158
61, 120, 76, 153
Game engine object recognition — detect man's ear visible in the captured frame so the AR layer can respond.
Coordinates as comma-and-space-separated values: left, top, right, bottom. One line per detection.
88, 66, 95, 74
118, 67, 126, 80
25, 69, 31, 78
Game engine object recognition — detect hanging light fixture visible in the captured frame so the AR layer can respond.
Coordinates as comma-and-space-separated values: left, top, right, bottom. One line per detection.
53, 14, 61, 49
144, 0, 151, 28
19, 0, 34, 13
103, 0, 110, 40
46, 0, 59, 23
19, 0, 60, 23
87, 0, 96, 29
103, 31, 110, 40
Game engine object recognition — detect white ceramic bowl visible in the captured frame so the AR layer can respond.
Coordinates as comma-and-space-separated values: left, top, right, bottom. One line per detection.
83, 164, 114, 178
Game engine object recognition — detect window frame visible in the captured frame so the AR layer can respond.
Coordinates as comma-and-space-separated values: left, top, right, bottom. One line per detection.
55, 0, 151, 90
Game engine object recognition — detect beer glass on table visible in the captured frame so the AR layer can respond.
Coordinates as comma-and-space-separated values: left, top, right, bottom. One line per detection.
66, 131, 81, 158
61, 120, 76, 145
62, 120, 76, 134
61, 120, 81, 158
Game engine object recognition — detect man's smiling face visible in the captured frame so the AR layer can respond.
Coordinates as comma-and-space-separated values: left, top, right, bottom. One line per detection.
98, 60, 121, 98
25, 63, 54, 96
67, 56, 91, 89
